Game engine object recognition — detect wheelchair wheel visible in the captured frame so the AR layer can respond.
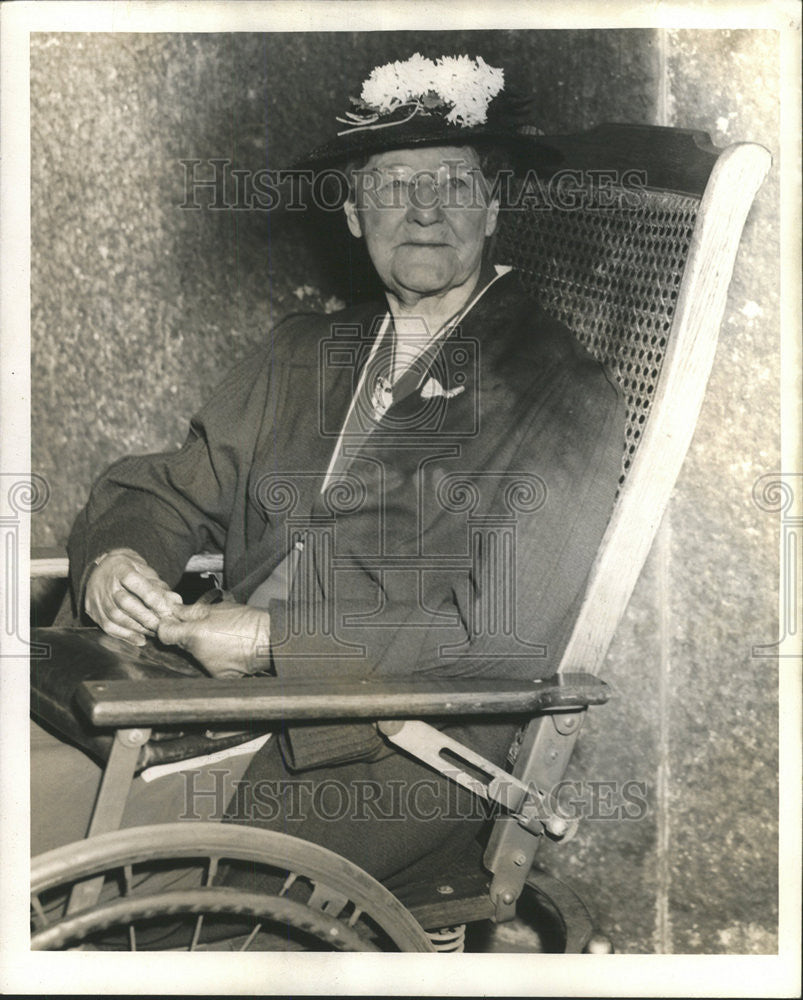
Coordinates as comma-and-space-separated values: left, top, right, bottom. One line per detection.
31, 822, 434, 952
521, 868, 610, 954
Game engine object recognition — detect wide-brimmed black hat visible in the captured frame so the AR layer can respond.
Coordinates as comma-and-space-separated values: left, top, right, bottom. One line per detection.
292, 53, 561, 173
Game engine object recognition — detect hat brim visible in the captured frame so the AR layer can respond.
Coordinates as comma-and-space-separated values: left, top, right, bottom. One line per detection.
292, 114, 563, 174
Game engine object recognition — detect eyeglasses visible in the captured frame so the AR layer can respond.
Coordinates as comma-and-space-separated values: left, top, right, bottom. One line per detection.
358, 164, 487, 209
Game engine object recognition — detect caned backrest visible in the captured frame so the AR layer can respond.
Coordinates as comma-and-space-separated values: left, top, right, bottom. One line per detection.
493, 123, 771, 673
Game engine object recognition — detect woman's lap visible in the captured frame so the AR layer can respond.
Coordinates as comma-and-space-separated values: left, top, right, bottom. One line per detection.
31, 717, 489, 904
223, 734, 489, 888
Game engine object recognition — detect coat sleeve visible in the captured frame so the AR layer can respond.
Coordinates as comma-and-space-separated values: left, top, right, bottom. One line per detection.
66, 334, 285, 613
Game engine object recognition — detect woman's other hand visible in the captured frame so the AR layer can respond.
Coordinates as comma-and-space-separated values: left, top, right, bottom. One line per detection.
157, 601, 271, 678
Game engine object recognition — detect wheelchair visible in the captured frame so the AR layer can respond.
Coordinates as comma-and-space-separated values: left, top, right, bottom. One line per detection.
30, 621, 616, 953
28, 124, 770, 954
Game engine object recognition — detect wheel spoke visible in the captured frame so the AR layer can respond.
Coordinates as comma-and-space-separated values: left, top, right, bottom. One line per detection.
31, 894, 49, 929
279, 872, 297, 896
122, 864, 134, 895
205, 856, 220, 887
189, 914, 204, 951
239, 922, 262, 951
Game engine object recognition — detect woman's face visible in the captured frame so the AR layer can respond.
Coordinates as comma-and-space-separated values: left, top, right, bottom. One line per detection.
343, 145, 499, 303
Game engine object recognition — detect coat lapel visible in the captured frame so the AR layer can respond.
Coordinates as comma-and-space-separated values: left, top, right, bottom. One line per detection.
319, 268, 519, 486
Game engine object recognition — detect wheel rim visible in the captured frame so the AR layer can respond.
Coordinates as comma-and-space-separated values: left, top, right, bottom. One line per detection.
32, 888, 377, 952
31, 823, 433, 952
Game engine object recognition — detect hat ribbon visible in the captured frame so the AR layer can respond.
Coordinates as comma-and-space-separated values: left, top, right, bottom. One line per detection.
336, 99, 426, 137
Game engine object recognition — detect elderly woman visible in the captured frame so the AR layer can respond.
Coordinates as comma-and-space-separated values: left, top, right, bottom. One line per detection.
53, 55, 624, 902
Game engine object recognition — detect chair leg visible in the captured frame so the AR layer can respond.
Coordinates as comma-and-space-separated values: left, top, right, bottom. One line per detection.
484, 711, 585, 921
66, 727, 150, 915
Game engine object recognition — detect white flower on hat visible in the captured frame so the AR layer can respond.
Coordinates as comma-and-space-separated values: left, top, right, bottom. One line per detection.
339, 53, 505, 134
361, 53, 438, 111
432, 55, 504, 126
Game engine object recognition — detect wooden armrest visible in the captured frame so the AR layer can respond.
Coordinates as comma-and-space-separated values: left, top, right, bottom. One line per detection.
77, 673, 610, 728
30, 548, 224, 579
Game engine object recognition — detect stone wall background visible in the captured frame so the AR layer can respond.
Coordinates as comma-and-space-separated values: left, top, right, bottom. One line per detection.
30, 29, 780, 953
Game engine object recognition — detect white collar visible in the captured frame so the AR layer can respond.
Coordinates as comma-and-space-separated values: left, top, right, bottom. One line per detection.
321, 265, 513, 493
373, 263, 513, 384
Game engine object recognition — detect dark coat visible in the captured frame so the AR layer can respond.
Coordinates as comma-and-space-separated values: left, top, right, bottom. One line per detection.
68, 271, 625, 769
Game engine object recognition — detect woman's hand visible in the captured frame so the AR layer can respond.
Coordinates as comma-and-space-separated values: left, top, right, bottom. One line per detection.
157, 601, 271, 678
84, 548, 183, 645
